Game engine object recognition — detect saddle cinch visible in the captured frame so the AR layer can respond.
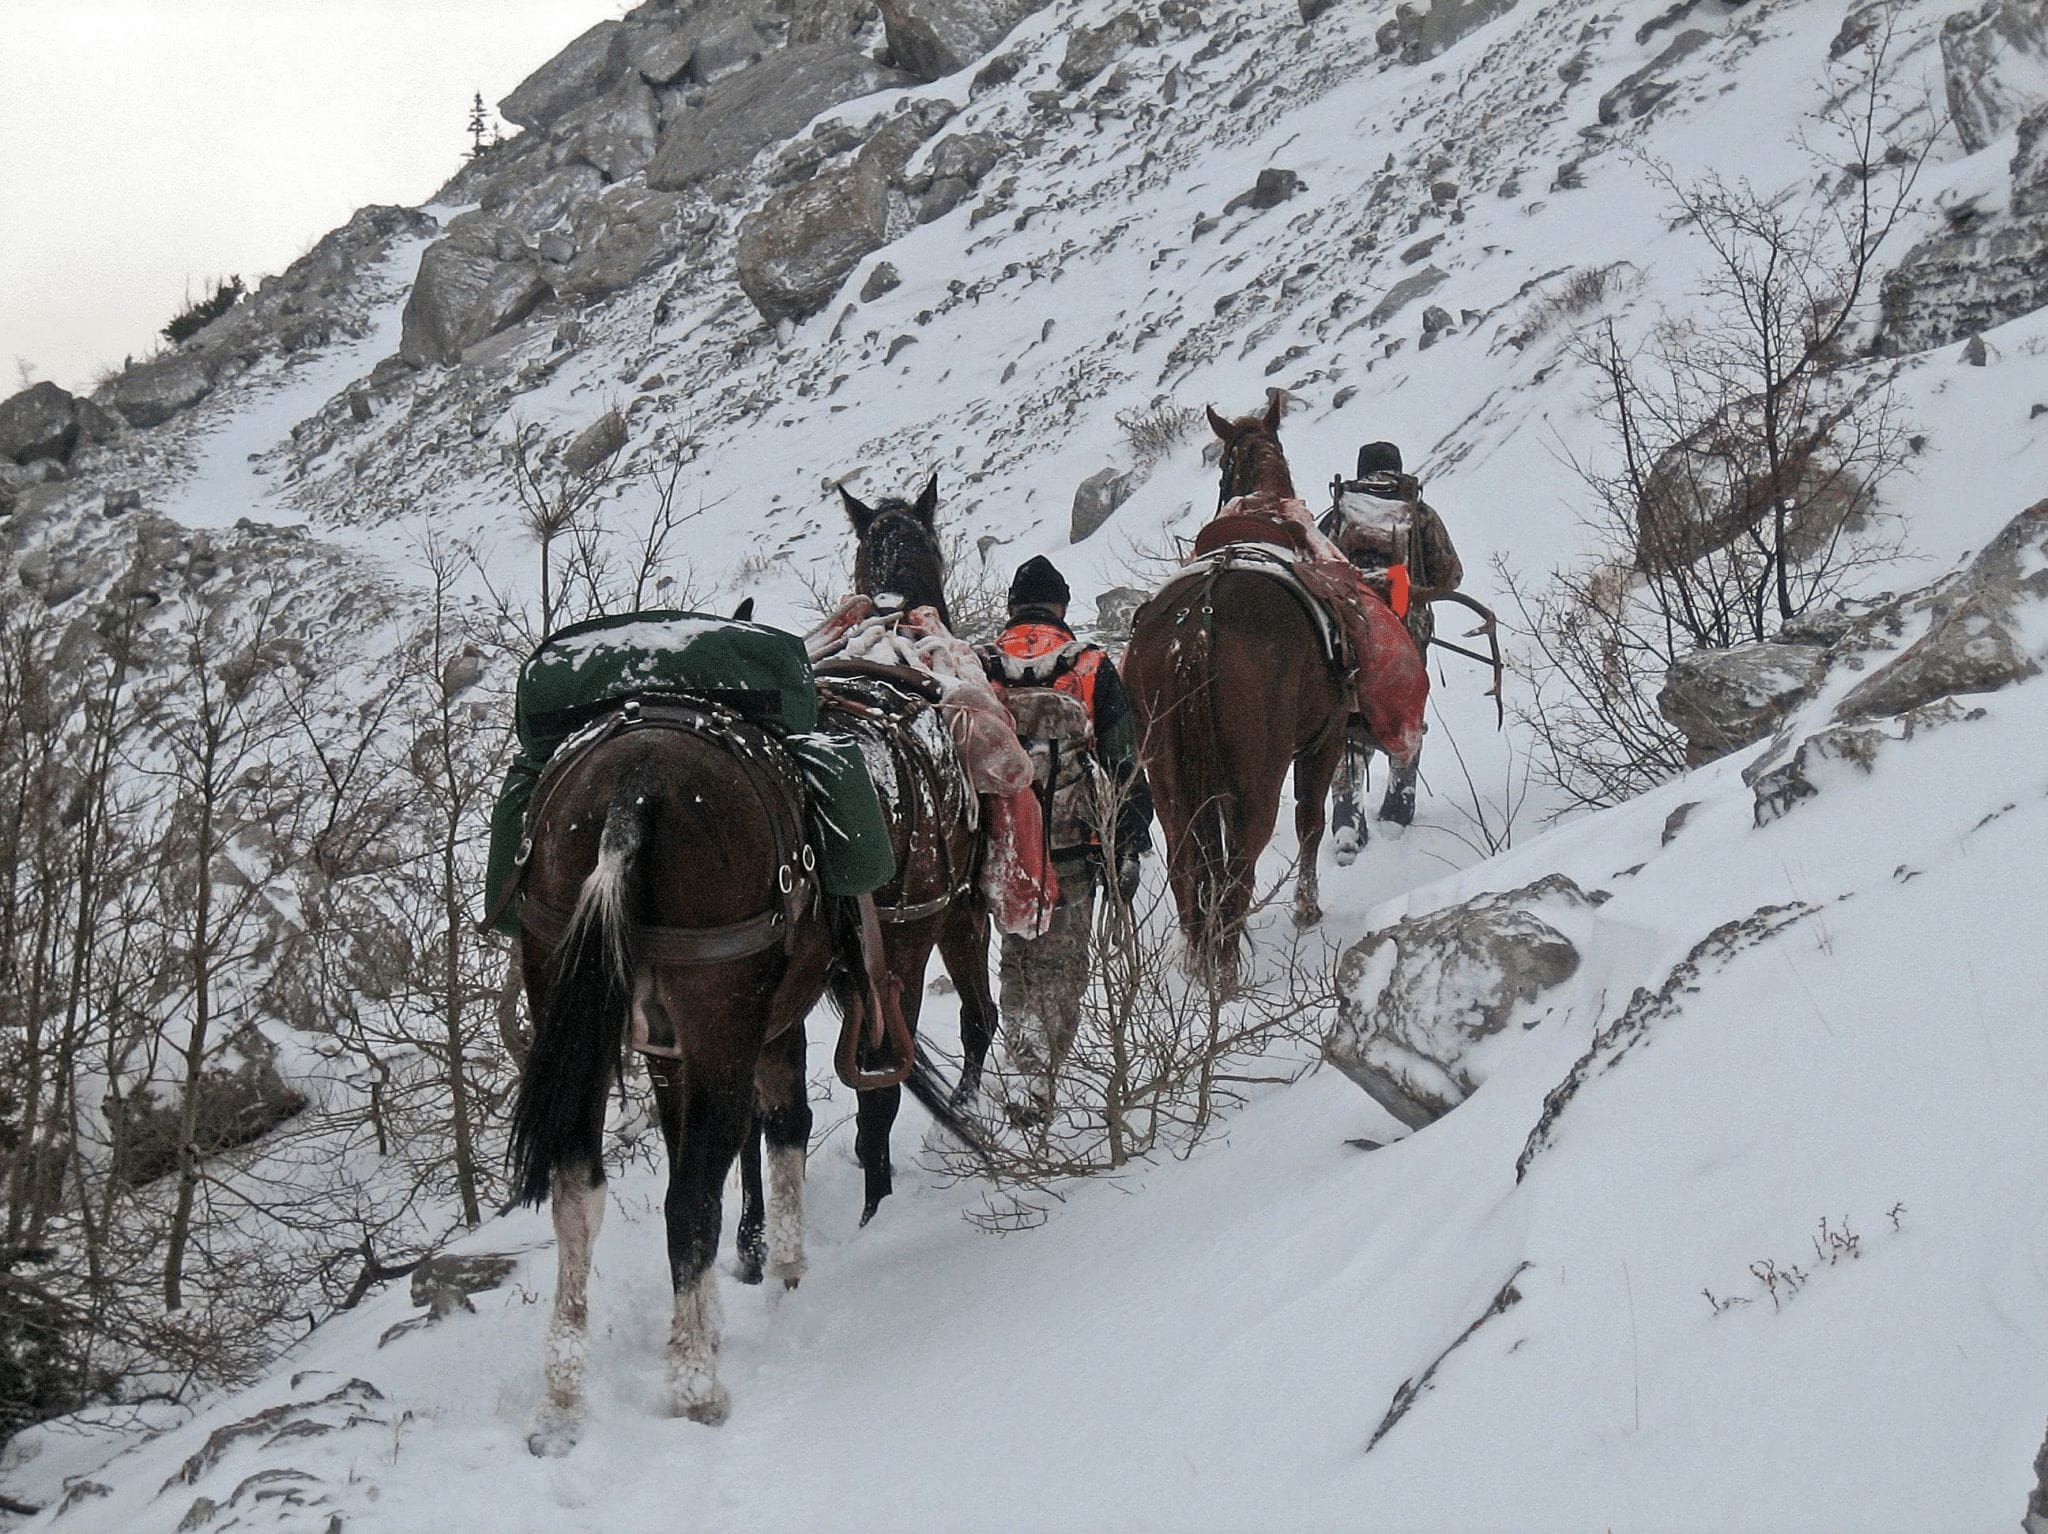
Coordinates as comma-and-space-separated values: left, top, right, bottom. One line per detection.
482, 611, 916, 1091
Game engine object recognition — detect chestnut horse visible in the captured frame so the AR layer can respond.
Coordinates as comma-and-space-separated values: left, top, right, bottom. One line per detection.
509, 707, 839, 1450
1121, 398, 1353, 984
805, 472, 999, 1226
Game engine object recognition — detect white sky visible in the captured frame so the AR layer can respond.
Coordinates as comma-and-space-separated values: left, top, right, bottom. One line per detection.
0, 0, 625, 392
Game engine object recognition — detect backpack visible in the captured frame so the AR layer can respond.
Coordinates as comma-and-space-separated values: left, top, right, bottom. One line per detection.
984, 640, 1103, 858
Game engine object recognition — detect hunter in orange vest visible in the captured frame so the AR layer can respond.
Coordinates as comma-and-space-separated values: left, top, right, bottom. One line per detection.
981, 555, 1153, 1126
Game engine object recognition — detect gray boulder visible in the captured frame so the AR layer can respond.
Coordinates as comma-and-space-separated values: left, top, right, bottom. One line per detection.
647, 46, 912, 191
564, 75, 661, 182
1940, 0, 2048, 154
487, 162, 606, 237
1878, 215, 2048, 353
107, 355, 215, 429
1059, 11, 1151, 86
1070, 466, 1134, 541
410, 1252, 519, 1319
563, 409, 628, 476
1597, 28, 1712, 125
691, 12, 772, 82
1657, 642, 1829, 765
879, 0, 1047, 81
108, 1029, 308, 1186
500, 21, 630, 130
558, 187, 706, 300
794, 0, 876, 42
398, 215, 549, 368
1377, 0, 1519, 66
1091, 584, 1149, 639
861, 261, 903, 300
1836, 497, 2048, 719
2015, 104, 2048, 217
1369, 264, 1449, 325
736, 160, 893, 322
1224, 168, 1305, 215
1326, 875, 1598, 1128
631, 22, 698, 85
0, 381, 81, 466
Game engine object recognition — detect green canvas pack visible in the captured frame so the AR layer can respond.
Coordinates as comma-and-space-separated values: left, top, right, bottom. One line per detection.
485, 611, 893, 933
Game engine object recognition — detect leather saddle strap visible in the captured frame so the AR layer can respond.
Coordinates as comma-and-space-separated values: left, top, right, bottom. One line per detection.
521, 891, 788, 968
833, 893, 914, 1092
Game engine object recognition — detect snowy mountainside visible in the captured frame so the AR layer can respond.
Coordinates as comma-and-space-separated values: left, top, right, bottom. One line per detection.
5, 0, 2048, 1523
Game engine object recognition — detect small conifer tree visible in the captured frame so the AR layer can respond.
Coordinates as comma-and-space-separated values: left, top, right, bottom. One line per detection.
467, 92, 489, 157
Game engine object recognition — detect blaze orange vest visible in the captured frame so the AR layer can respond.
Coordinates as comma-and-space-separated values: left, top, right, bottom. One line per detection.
996, 623, 1104, 719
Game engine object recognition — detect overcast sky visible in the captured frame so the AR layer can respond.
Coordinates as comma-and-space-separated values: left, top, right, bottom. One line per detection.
0, 0, 623, 393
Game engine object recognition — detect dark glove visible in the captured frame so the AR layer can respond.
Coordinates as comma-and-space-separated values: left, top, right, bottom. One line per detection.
1115, 853, 1142, 908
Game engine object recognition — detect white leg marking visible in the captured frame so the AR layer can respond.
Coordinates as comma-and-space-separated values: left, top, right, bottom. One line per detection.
766, 1144, 807, 1289
529, 1175, 605, 1456
667, 1267, 730, 1424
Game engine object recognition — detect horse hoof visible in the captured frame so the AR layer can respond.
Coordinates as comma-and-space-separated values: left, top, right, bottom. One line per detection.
782, 1274, 801, 1293
734, 1258, 764, 1286
858, 1199, 881, 1228
527, 1405, 580, 1458
675, 1388, 731, 1426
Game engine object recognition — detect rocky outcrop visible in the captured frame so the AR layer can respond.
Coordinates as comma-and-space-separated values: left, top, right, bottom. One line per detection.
488, 163, 606, 238
563, 410, 628, 476
1369, 264, 1449, 325
1747, 698, 1980, 825
1878, 216, 2048, 353
878, 0, 1047, 82
398, 215, 549, 367
794, 0, 875, 43
647, 46, 912, 191
1377, 0, 1519, 66
563, 76, 661, 182
1070, 466, 1134, 540
556, 186, 706, 300
108, 1030, 308, 1186
500, 20, 632, 130
409, 1252, 518, 1320
1224, 168, 1305, 215
1836, 498, 2048, 719
737, 159, 893, 321
1058, 11, 1152, 86
2013, 103, 2048, 217
1939, 0, 2048, 154
107, 355, 215, 429
907, 128, 1003, 221
0, 382, 83, 466
1658, 641, 1829, 765
1326, 875, 1600, 1129
1597, 28, 1711, 125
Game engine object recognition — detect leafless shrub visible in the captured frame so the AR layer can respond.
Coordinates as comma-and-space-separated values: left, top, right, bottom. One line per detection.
1116, 400, 1205, 469
1512, 19, 1934, 811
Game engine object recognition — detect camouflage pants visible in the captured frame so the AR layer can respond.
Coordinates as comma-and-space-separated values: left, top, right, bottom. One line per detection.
998, 856, 1096, 1112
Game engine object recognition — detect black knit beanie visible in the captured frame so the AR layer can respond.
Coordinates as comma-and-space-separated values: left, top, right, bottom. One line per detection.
1008, 555, 1070, 608
1356, 441, 1404, 477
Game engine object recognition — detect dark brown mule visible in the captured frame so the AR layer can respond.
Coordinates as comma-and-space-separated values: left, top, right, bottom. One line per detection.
508, 705, 837, 1451
803, 472, 1000, 1226
1121, 397, 1351, 984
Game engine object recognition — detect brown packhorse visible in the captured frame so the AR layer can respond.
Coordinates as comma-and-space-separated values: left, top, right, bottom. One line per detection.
508, 704, 839, 1450
801, 472, 1001, 1226
1122, 398, 1354, 985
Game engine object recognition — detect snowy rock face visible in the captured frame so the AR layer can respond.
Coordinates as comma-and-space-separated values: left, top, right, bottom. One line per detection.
1657, 642, 1829, 766
106, 355, 215, 430
737, 160, 894, 321
646, 47, 913, 191
878, 0, 1048, 82
398, 215, 550, 368
1325, 874, 1600, 1128
1939, 0, 2048, 155
1070, 465, 1134, 540
1377, 0, 1520, 66
0, 381, 82, 466
499, 20, 633, 130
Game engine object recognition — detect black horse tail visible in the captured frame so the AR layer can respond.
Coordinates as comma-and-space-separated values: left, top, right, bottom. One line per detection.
507, 774, 653, 1208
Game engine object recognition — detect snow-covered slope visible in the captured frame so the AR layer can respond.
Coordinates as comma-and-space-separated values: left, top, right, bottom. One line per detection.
6, 0, 2048, 1524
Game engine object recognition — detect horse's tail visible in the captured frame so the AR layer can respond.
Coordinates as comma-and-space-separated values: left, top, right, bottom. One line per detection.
507, 773, 652, 1209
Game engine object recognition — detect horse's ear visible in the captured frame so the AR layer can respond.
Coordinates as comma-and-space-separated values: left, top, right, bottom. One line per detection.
1263, 389, 1285, 433
731, 597, 755, 622
914, 472, 939, 523
839, 483, 875, 533
1206, 405, 1235, 441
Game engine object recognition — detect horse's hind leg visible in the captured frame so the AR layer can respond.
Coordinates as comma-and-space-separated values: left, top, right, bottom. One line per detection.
528, 1162, 606, 1457
1291, 724, 1348, 928
1331, 726, 1371, 866
940, 901, 996, 1108
652, 1052, 750, 1425
754, 1021, 812, 1285
735, 1115, 766, 1286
